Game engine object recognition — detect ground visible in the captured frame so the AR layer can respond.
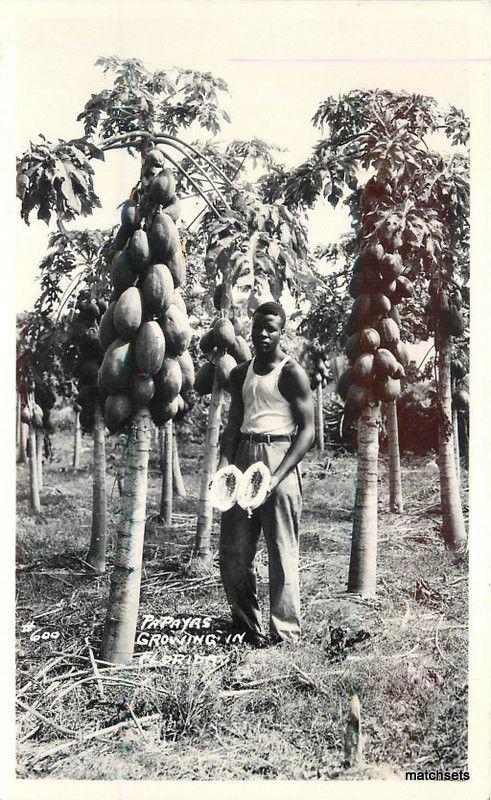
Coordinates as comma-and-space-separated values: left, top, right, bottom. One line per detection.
15, 426, 468, 780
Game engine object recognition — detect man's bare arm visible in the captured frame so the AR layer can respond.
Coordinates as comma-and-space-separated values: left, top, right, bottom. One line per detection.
217, 362, 248, 470
270, 361, 315, 488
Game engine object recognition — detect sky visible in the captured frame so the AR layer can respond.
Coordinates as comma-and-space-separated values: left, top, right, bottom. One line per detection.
9, 0, 487, 314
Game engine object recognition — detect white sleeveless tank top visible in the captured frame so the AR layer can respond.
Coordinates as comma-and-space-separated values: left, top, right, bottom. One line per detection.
241, 356, 296, 435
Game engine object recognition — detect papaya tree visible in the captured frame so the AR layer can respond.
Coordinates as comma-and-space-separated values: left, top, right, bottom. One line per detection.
183, 142, 318, 568
17, 55, 243, 663
274, 91, 469, 593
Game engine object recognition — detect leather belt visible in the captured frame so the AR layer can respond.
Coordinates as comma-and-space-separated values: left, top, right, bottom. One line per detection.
239, 433, 294, 444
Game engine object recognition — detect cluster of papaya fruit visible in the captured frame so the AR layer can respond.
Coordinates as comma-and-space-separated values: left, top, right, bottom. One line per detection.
427, 287, 465, 337
336, 244, 411, 418
68, 292, 108, 432
20, 397, 45, 430
194, 306, 252, 396
33, 380, 56, 434
307, 350, 330, 391
97, 147, 195, 433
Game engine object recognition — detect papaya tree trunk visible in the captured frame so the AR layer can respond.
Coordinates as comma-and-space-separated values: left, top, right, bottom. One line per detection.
73, 410, 82, 469
172, 426, 186, 498
452, 406, 461, 487
347, 397, 380, 597
27, 422, 41, 514
19, 423, 27, 464
101, 408, 152, 665
316, 384, 325, 451
193, 370, 224, 565
385, 401, 403, 513
193, 269, 232, 567
16, 393, 22, 461
160, 419, 173, 525
435, 326, 466, 550
87, 403, 107, 574
36, 429, 44, 491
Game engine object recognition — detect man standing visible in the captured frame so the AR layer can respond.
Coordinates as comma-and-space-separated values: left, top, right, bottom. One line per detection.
217, 301, 315, 647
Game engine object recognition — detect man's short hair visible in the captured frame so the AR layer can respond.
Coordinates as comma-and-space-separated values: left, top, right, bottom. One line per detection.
253, 301, 286, 329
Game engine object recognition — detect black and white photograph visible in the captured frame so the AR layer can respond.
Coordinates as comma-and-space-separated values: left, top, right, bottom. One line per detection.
3, 1, 490, 797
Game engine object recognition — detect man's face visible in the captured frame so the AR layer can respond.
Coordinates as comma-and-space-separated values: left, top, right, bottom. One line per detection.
251, 313, 283, 355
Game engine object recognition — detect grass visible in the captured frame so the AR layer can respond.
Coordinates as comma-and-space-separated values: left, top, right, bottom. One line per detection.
15, 428, 468, 780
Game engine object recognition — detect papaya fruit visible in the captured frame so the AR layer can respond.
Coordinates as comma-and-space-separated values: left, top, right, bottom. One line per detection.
142, 263, 175, 316
162, 196, 182, 223
113, 287, 143, 340
172, 289, 187, 315
393, 340, 410, 367
345, 383, 368, 414
352, 353, 374, 386
210, 465, 243, 512
148, 211, 180, 262
177, 350, 195, 393
154, 358, 182, 404
199, 329, 216, 354
149, 395, 180, 427
216, 354, 237, 391
144, 148, 166, 168
380, 253, 403, 281
149, 169, 176, 206
453, 389, 469, 409
336, 367, 354, 401
131, 374, 155, 407
378, 318, 400, 347
395, 276, 413, 298
345, 313, 359, 337
134, 321, 166, 375
165, 242, 187, 288
78, 360, 100, 386
364, 269, 385, 292
348, 273, 367, 299
99, 302, 119, 351
236, 462, 271, 515
371, 292, 391, 316
111, 250, 137, 293
451, 359, 467, 381
359, 327, 380, 353
99, 338, 134, 394
441, 307, 465, 337
213, 283, 224, 310
436, 289, 450, 314
374, 377, 401, 403
104, 394, 133, 433
213, 318, 236, 351
126, 229, 150, 272
357, 244, 385, 271
113, 225, 130, 253
388, 305, 401, 328
229, 335, 251, 364
392, 362, 406, 380
120, 199, 141, 232
374, 348, 398, 379
345, 333, 361, 362
20, 406, 32, 424
352, 293, 372, 324
160, 305, 192, 357
194, 362, 215, 396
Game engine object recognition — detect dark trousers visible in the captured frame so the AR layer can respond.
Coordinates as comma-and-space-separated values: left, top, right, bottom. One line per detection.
219, 439, 302, 644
